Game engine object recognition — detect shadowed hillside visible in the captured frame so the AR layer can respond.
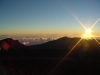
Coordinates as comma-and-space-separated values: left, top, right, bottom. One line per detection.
0, 37, 100, 75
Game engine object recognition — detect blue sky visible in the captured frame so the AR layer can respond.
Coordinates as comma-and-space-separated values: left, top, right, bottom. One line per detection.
0, 0, 100, 35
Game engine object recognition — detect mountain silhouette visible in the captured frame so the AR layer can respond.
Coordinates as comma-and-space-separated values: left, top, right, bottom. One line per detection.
0, 37, 100, 75
0, 38, 25, 51
1, 37, 100, 59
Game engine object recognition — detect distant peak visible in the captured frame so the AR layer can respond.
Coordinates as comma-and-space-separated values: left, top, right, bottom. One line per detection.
0, 38, 24, 51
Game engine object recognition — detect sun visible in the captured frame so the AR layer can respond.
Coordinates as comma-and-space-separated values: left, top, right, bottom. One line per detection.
86, 29, 91, 34
83, 29, 92, 39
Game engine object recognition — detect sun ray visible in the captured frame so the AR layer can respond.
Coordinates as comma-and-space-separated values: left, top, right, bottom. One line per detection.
49, 14, 100, 75
71, 13, 87, 30
91, 34, 100, 45
49, 34, 86, 75
90, 18, 100, 29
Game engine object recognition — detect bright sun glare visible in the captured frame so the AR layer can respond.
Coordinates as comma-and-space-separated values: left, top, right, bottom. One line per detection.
86, 29, 91, 34
83, 29, 92, 39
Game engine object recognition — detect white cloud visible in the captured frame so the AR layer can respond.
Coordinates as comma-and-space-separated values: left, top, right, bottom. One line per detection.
0, 34, 64, 45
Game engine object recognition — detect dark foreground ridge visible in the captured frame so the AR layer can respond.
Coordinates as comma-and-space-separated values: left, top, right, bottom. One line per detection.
0, 37, 100, 75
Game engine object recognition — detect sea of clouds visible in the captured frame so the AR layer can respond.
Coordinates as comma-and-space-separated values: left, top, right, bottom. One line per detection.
0, 34, 67, 45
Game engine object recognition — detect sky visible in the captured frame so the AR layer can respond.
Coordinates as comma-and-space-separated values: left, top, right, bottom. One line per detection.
0, 0, 100, 36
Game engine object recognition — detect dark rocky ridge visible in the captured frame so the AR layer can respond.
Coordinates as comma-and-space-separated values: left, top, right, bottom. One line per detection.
0, 38, 25, 51
0, 37, 100, 75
